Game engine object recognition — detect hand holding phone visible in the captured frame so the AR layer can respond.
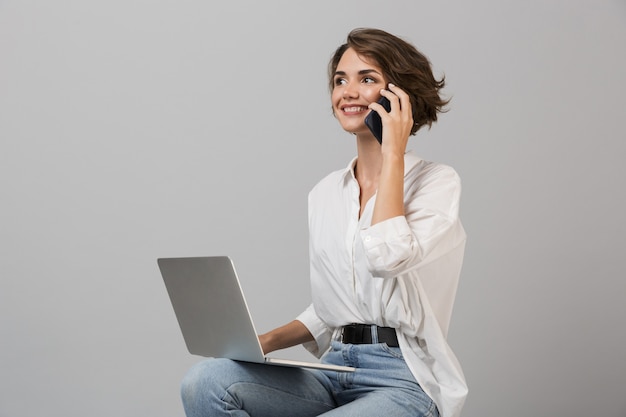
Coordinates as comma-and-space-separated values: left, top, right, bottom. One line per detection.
364, 96, 391, 144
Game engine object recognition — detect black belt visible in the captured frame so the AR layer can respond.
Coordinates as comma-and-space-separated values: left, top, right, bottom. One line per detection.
341, 324, 399, 348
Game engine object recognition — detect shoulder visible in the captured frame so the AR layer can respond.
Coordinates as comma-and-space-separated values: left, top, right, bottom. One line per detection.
405, 154, 461, 190
404, 156, 461, 201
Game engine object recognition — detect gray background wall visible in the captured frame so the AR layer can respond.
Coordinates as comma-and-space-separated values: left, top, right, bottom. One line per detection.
1, 1, 625, 416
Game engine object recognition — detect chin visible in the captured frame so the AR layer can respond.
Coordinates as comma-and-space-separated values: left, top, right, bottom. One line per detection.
341, 123, 362, 134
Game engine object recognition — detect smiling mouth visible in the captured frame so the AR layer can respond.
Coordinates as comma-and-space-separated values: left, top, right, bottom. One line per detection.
342, 106, 368, 114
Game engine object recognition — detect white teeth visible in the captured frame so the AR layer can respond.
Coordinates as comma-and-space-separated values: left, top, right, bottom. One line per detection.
344, 106, 365, 112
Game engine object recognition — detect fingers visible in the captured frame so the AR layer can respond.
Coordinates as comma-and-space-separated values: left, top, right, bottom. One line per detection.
367, 83, 408, 114
374, 83, 414, 136
383, 84, 412, 121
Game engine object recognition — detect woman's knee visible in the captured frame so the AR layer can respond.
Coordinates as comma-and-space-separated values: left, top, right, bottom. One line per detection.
180, 358, 239, 404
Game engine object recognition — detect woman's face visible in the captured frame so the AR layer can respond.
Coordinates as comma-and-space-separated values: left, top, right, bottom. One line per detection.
331, 47, 387, 136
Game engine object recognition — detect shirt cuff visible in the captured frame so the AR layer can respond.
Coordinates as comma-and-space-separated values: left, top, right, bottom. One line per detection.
295, 304, 332, 358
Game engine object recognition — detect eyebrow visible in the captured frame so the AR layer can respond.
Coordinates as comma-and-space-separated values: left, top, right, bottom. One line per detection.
334, 69, 382, 77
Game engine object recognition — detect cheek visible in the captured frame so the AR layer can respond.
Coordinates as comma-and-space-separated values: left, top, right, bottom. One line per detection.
331, 90, 342, 106
363, 89, 381, 104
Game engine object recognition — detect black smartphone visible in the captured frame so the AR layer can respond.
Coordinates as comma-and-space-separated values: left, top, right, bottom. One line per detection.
364, 96, 391, 144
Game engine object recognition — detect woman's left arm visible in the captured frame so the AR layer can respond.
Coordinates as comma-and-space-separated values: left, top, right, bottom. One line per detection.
366, 85, 464, 277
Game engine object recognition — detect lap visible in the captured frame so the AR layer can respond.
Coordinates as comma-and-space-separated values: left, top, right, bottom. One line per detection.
181, 358, 335, 417
181, 346, 438, 417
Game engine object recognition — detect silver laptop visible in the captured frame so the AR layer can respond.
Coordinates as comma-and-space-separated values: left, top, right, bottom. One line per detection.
157, 256, 355, 372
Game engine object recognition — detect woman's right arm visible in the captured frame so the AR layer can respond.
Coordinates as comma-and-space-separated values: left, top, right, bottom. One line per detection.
258, 320, 315, 354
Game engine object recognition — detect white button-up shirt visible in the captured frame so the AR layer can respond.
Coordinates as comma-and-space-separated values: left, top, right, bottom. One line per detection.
296, 150, 468, 417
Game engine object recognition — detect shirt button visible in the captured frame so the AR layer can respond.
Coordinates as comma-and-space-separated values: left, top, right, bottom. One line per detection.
364, 236, 371, 242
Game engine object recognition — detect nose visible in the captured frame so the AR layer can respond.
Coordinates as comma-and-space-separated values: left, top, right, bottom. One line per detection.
342, 83, 359, 99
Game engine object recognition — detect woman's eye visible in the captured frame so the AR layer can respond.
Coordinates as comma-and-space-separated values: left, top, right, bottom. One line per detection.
363, 77, 376, 84
334, 78, 347, 86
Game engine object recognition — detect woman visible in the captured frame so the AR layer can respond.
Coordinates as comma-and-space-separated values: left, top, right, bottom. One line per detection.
181, 27, 467, 417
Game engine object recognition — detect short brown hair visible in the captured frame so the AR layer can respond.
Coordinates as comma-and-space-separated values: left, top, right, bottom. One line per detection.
328, 28, 449, 135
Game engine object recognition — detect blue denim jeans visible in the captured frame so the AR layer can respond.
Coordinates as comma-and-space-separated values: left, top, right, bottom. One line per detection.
181, 341, 439, 417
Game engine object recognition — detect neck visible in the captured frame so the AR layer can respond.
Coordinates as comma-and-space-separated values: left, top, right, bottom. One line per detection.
354, 135, 383, 184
